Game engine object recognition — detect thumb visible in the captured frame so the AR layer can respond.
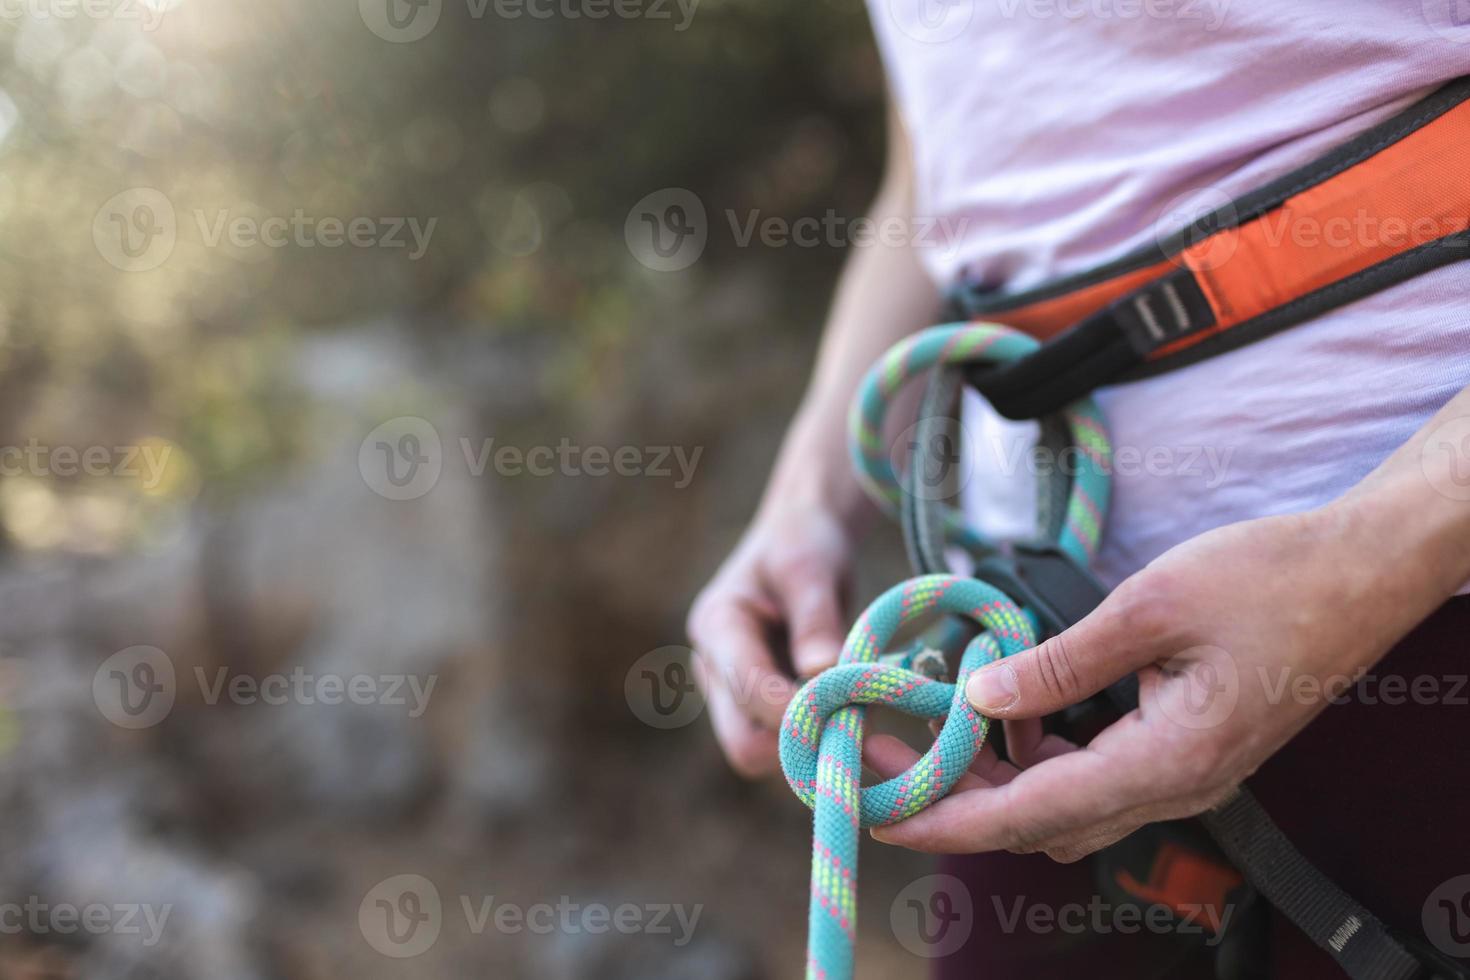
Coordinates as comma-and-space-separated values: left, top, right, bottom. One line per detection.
964, 599, 1153, 720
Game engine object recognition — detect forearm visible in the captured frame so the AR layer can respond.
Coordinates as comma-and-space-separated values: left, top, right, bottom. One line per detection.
1327, 384, 1470, 652
763, 113, 941, 526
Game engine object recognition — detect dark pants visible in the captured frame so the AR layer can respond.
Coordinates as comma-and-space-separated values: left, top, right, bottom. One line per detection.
935, 595, 1470, 979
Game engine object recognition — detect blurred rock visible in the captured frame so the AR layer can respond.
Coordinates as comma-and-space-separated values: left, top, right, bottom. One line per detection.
539, 922, 759, 980
0, 645, 271, 980
0, 320, 523, 976
0, 293, 905, 980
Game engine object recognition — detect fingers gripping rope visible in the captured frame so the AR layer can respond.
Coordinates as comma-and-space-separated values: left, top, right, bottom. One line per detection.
781, 323, 1113, 980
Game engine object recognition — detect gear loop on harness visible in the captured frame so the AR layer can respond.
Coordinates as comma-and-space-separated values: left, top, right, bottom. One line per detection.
848, 322, 1111, 571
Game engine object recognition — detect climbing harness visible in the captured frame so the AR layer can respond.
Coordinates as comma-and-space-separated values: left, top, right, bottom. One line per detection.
778, 76, 1470, 980
956, 75, 1470, 421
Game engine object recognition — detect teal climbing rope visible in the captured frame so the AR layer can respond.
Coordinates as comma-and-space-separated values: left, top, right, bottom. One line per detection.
779, 322, 1112, 979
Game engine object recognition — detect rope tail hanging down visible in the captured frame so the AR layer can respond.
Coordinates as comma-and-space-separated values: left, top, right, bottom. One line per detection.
777, 323, 1113, 980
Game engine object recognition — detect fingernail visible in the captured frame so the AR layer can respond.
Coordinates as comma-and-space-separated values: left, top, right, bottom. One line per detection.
967, 662, 1018, 711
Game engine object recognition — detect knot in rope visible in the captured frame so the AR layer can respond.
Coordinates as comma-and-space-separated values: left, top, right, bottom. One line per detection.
780, 322, 1113, 980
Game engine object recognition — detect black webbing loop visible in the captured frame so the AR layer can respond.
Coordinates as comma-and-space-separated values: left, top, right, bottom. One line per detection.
1202, 790, 1426, 980
962, 303, 1139, 422
1102, 677, 1450, 978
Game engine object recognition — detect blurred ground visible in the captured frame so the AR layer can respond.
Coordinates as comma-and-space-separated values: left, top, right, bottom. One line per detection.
0, 2, 950, 976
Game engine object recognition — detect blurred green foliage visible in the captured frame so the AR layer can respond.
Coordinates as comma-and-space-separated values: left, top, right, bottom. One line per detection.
0, 0, 884, 549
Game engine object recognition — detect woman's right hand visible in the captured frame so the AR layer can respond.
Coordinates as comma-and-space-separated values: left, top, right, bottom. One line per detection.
686, 500, 858, 777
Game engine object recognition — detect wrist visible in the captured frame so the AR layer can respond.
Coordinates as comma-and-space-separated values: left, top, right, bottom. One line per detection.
1327, 458, 1470, 615
761, 404, 875, 535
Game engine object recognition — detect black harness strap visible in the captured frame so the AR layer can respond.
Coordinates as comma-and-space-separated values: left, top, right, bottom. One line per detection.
1202, 789, 1426, 980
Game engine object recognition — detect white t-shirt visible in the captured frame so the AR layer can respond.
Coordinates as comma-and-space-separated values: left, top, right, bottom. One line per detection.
867, 0, 1470, 587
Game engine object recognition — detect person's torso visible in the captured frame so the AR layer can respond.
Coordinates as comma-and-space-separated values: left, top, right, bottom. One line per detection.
866, 1, 1470, 586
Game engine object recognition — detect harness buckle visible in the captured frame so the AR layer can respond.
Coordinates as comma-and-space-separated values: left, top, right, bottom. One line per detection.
973, 542, 1109, 638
